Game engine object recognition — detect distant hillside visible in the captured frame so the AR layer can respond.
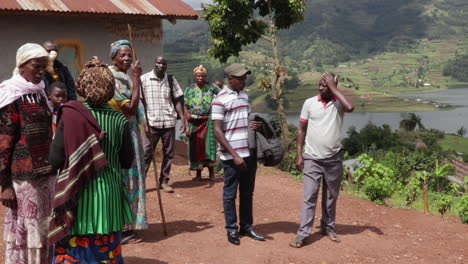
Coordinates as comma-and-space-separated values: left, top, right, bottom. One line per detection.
167, 0, 467, 62
165, 0, 468, 97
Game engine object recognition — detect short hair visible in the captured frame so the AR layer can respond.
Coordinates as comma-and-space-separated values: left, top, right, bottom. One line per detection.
48, 82, 67, 95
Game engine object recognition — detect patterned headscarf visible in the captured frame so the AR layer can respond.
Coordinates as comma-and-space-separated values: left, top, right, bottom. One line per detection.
110, 40, 132, 59
193, 65, 207, 76
76, 56, 115, 107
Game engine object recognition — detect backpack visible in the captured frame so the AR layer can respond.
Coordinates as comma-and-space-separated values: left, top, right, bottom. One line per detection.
167, 74, 184, 120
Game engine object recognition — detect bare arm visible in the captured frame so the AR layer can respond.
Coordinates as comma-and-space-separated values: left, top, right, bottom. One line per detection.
121, 59, 142, 116
295, 121, 308, 172
175, 99, 186, 134
213, 120, 246, 170
184, 105, 190, 137
324, 73, 354, 113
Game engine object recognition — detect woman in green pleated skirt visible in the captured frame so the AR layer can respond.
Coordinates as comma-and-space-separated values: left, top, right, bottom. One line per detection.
49, 57, 134, 264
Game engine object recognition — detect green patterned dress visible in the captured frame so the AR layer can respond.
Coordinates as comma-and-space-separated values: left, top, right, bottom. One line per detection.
109, 66, 148, 231
184, 83, 220, 170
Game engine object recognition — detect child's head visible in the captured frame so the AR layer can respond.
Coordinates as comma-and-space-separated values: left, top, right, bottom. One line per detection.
48, 82, 67, 110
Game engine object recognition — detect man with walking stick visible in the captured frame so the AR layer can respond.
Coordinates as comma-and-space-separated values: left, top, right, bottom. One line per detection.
141, 56, 186, 193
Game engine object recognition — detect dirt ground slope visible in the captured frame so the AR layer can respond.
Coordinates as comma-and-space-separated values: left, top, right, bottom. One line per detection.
0, 141, 467, 264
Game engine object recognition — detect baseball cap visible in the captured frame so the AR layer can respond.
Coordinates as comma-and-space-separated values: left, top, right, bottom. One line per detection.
224, 63, 251, 77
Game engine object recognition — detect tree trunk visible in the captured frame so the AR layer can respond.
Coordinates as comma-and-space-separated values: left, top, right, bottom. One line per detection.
423, 185, 429, 213
270, 32, 292, 150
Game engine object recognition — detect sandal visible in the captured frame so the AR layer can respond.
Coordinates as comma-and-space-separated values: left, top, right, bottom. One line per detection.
122, 232, 143, 244
289, 235, 307, 248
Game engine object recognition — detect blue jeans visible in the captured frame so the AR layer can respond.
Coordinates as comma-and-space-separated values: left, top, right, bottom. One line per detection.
222, 156, 257, 232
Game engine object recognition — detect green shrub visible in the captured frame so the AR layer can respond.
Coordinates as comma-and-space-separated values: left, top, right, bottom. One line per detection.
354, 154, 396, 185
363, 176, 396, 204
456, 195, 468, 224
434, 193, 453, 216
405, 175, 421, 206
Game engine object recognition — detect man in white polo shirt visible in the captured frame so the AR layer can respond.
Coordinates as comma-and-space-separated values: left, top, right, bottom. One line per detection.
212, 63, 265, 246
290, 73, 354, 248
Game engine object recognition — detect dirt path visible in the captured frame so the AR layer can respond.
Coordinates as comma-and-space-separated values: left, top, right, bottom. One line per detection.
0, 141, 467, 263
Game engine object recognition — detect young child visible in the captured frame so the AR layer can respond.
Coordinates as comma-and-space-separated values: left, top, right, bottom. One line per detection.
48, 81, 68, 136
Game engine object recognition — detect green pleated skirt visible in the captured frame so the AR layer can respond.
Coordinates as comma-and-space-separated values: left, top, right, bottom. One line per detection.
71, 170, 133, 235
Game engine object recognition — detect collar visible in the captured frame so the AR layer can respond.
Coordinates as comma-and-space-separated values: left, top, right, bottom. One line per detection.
318, 94, 337, 108
149, 71, 166, 81
224, 86, 237, 94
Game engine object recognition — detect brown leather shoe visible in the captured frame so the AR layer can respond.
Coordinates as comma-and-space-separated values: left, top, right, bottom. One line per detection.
160, 183, 174, 193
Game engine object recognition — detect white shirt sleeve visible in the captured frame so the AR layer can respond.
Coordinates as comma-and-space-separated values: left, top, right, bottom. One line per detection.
299, 99, 310, 122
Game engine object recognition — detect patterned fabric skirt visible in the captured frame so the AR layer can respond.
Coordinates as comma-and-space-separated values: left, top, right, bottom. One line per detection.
4, 176, 55, 264
124, 118, 148, 231
52, 232, 123, 264
188, 118, 217, 170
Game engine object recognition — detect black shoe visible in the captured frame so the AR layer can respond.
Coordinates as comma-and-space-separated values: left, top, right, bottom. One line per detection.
227, 231, 240, 245
239, 228, 265, 241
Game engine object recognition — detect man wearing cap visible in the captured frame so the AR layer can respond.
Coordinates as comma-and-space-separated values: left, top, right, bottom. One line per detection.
290, 73, 354, 248
211, 63, 265, 245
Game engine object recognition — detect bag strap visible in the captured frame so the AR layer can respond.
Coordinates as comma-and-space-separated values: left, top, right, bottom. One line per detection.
168, 74, 174, 100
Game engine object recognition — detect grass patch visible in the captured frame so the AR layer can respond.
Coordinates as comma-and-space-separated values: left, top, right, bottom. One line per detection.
438, 135, 468, 153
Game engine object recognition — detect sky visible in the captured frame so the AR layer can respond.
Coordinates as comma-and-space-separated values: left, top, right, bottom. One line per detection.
183, 0, 213, 8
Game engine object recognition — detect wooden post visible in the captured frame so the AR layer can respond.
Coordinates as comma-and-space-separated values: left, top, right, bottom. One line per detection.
423, 185, 429, 213
128, 24, 168, 236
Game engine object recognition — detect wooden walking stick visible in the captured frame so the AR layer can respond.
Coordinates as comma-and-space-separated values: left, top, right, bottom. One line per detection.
127, 24, 168, 236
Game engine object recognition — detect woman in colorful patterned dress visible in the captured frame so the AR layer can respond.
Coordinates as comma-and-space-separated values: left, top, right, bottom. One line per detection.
49, 57, 134, 263
108, 40, 148, 242
184, 65, 220, 180
0, 43, 55, 264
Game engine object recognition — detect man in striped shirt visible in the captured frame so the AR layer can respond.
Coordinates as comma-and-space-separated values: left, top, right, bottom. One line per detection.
212, 64, 265, 245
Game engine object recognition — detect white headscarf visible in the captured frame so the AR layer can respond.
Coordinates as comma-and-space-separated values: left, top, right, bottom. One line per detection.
12, 43, 49, 76
0, 43, 48, 109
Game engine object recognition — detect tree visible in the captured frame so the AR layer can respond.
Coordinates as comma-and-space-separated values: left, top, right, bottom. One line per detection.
457, 126, 467, 137
399, 113, 425, 131
203, 0, 306, 148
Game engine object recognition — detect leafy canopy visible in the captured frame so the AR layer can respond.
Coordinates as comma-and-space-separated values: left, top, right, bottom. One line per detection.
203, 0, 306, 62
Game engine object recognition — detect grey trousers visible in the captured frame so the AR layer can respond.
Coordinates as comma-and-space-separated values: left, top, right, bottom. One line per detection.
142, 127, 175, 184
297, 151, 344, 237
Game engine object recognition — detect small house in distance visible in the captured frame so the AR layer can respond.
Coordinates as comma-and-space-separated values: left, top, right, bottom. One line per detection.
0, 0, 198, 81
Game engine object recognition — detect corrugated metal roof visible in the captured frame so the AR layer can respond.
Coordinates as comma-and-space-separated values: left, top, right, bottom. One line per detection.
0, 0, 199, 18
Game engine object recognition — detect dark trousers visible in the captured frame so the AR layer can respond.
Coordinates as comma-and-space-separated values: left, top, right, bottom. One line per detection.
297, 151, 344, 237
143, 127, 175, 184
222, 156, 257, 232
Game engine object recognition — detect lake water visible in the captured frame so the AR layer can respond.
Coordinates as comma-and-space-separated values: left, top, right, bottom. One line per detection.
286, 88, 468, 136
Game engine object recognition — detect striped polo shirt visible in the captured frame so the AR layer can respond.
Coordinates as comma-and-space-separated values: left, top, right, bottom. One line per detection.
211, 86, 250, 160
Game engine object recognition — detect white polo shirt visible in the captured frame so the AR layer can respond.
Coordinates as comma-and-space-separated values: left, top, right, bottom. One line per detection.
300, 95, 344, 160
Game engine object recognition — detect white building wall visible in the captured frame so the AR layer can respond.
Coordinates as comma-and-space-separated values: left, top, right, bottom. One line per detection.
0, 14, 163, 82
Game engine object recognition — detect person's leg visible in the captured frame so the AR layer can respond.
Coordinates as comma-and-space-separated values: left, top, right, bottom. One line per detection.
222, 160, 240, 232
159, 128, 176, 185
142, 126, 161, 175
239, 156, 257, 231
194, 168, 202, 180
297, 159, 323, 237
208, 166, 215, 181
320, 152, 344, 232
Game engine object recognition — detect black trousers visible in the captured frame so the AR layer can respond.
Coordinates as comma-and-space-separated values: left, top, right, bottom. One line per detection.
222, 156, 257, 232
143, 127, 175, 184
